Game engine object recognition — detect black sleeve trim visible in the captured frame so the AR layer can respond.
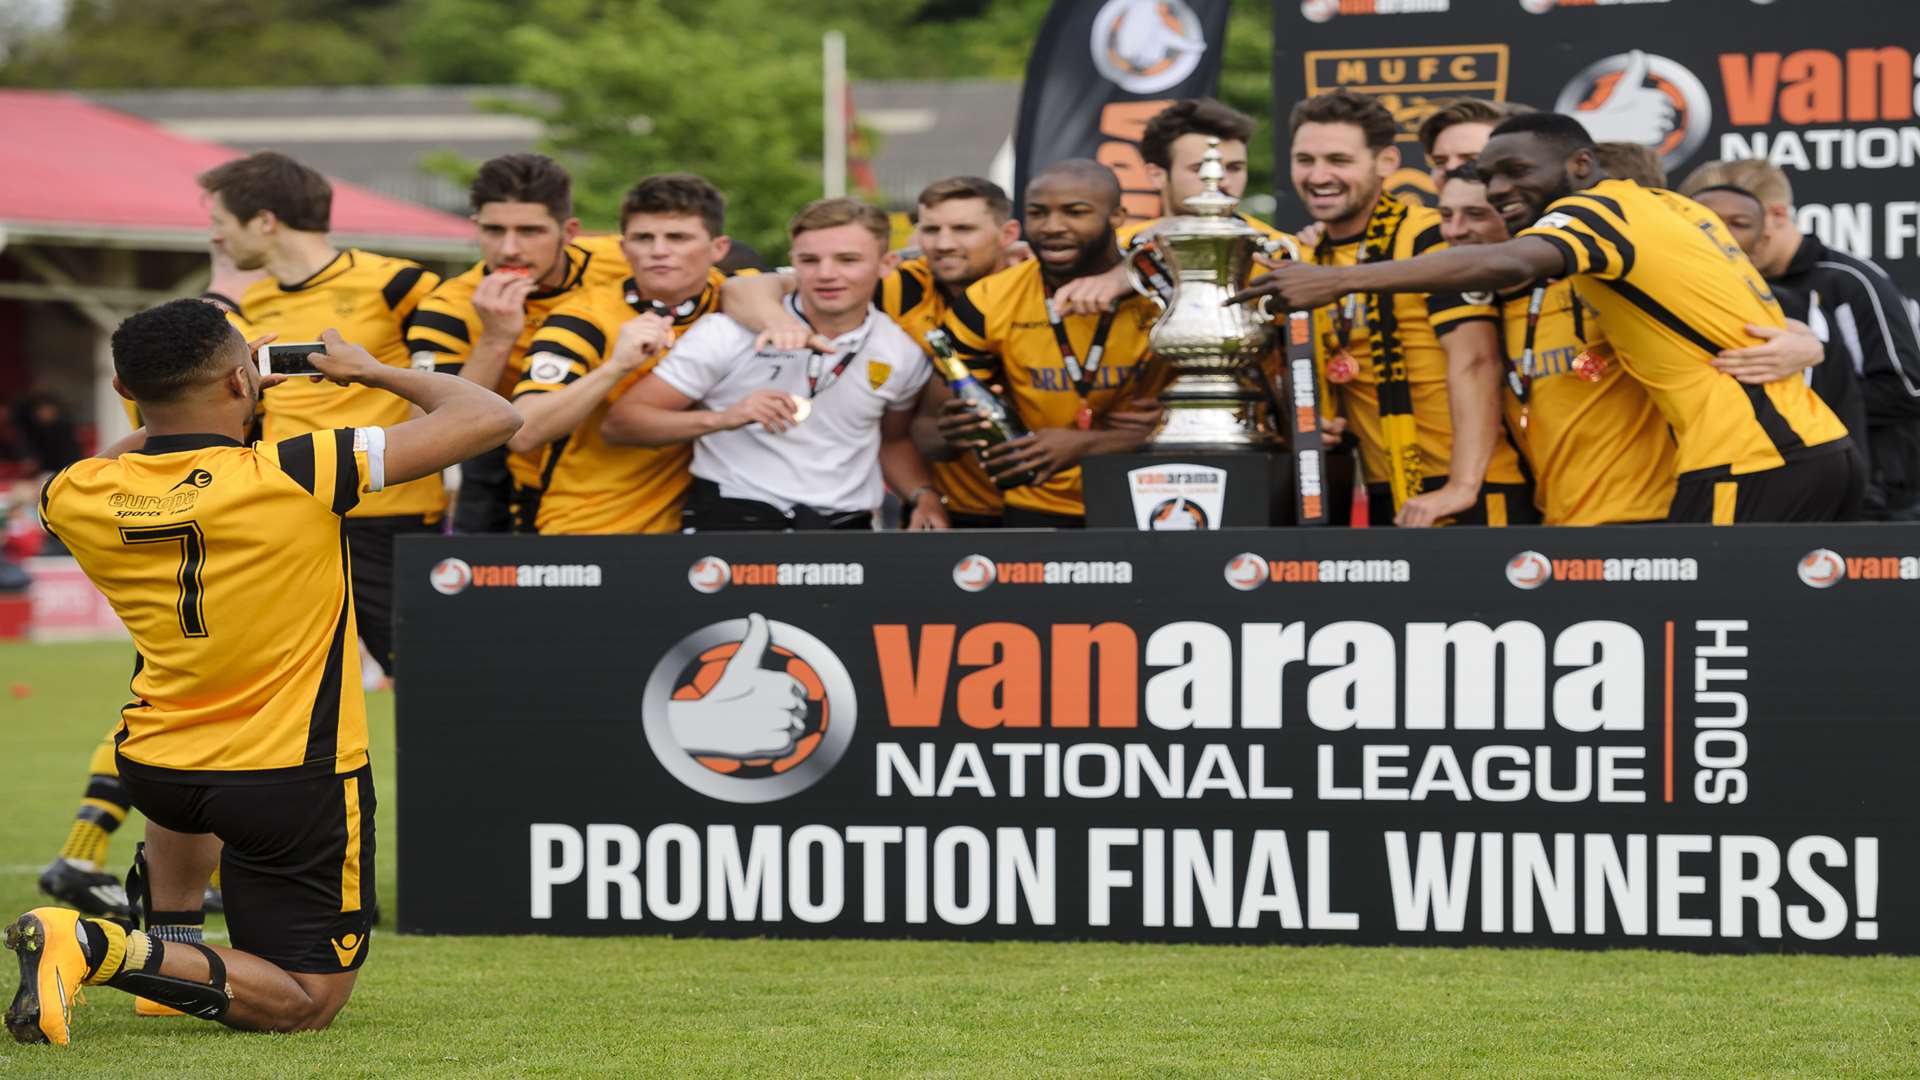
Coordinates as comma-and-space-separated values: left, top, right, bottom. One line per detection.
1557, 205, 1635, 278
382, 266, 428, 310
540, 314, 608, 357
409, 309, 471, 342
1409, 223, 1446, 256
38, 467, 63, 539
406, 339, 455, 354
1534, 234, 1581, 280
277, 433, 318, 496
527, 341, 590, 367
895, 269, 926, 316
948, 291, 989, 340
330, 428, 360, 515
1433, 314, 1500, 337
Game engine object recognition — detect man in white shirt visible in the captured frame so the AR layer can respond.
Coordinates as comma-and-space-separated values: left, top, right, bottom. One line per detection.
603, 198, 951, 531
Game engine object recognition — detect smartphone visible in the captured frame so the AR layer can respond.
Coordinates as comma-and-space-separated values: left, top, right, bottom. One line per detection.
258, 342, 327, 377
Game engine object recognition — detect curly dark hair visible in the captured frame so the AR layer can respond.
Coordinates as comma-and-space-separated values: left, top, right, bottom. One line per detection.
620, 174, 726, 238
1288, 91, 1399, 151
470, 153, 573, 219
1139, 99, 1256, 169
112, 299, 242, 403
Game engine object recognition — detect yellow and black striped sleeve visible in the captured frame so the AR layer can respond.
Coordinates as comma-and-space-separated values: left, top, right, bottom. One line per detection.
262, 428, 377, 516
941, 278, 1004, 383
37, 467, 66, 540
1403, 221, 1498, 333
513, 306, 607, 399
1519, 194, 1634, 282
405, 290, 477, 376
879, 260, 935, 323
382, 263, 441, 324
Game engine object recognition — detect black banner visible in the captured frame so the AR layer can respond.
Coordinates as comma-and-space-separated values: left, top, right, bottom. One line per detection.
396, 527, 1917, 953
1012, 0, 1232, 220
1270, 0, 1920, 295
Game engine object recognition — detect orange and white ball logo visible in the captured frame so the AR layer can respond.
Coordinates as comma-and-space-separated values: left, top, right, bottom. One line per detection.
688, 556, 731, 594
1090, 0, 1207, 94
430, 557, 472, 596
1301, 0, 1340, 21
953, 555, 997, 593
1224, 553, 1267, 592
1506, 550, 1551, 590
1798, 548, 1844, 589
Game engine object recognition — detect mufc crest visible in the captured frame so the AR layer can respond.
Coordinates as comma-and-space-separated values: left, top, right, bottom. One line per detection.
866, 359, 891, 391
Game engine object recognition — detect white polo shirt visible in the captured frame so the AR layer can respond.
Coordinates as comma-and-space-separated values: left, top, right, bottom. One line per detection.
652, 299, 932, 514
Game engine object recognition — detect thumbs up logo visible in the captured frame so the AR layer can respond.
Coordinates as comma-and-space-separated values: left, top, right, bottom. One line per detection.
642, 614, 857, 803
1556, 50, 1710, 170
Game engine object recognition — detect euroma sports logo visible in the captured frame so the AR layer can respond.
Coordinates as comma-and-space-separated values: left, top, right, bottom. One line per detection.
1505, 551, 1699, 590
1224, 553, 1411, 591
641, 614, 856, 804
1798, 548, 1920, 589
952, 555, 1134, 592
687, 556, 865, 593
430, 557, 602, 595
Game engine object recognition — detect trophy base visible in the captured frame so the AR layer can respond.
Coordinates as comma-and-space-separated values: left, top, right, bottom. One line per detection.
1082, 450, 1314, 529
1146, 372, 1277, 451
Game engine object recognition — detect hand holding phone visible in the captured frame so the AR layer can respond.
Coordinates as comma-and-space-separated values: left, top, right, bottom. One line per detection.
257, 342, 328, 377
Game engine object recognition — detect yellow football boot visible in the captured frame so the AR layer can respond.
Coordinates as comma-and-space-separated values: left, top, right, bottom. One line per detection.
4, 907, 90, 1045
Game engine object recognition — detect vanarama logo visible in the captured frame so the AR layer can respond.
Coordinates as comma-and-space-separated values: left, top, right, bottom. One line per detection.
1556, 49, 1710, 169
642, 613, 856, 804
1506, 549, 1698, 590
1798, 548, 1919, 588
430, 557, 601, 595
1224, 553, 1410, 590
688, 556, 863, 592
951, 555, 1133, 591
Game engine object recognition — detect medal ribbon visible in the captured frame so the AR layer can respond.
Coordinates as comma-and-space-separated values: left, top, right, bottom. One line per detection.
785, 293, 879, 398
1043, 285, 1119, 409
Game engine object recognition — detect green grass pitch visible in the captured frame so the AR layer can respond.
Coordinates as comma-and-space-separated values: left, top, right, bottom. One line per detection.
1, 640, 1916, 1077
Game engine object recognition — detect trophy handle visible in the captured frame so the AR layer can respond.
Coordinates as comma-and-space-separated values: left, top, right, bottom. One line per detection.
1260, 233, 1303, 263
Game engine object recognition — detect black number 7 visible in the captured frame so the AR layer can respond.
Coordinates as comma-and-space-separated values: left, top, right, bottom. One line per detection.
119, 522, 208, 638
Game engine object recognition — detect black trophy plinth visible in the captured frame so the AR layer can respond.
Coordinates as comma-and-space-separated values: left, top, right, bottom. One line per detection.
1082, 449, 1308, 529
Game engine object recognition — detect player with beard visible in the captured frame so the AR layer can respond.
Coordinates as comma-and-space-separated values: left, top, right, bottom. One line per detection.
1286, 92, 1530, 527
1236, 112, 1857, 524
406, 154, 628, 533
937, 160, 1163, 527
719, 177, 1024, 527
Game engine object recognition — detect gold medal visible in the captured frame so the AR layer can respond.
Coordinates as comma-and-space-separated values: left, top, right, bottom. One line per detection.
1573, 344, 1612, 383
789, 394, 812, 424
1326, 350, 1358, 384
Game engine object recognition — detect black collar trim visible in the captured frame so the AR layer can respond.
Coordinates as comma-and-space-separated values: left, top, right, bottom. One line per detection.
133, 433, 244, 455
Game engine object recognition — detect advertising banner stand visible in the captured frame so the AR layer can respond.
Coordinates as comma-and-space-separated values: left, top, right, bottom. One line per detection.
398, 527, 1915, 955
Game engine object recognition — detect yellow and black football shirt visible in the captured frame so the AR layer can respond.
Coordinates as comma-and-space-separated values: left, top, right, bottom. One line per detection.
1519, 179, 1849, 477
237, 249, 444, 520
941, 258, 1158, 518
879, 256, 1002, 519
40, 429, 378, 780
511, 269, 730, 534
1313, 205, 1525, 491
406, 233, 628, 399
1499, 282, 1675, 524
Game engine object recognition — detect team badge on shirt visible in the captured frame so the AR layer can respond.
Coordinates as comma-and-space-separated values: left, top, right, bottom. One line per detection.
866, 360, 891, 391
528, 354, 569, 385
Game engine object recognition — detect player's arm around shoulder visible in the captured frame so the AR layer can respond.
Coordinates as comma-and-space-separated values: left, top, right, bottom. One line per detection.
602, 315, 796, 446
305, 329, 519, 488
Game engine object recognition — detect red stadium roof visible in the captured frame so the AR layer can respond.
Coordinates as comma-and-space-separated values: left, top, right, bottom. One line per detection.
0, 91, 475, 257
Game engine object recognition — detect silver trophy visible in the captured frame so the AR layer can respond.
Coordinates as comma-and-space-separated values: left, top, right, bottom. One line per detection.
1127, 138, 1298, 449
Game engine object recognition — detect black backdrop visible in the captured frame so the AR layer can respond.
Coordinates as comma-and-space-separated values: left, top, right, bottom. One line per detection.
396, 527, 1914, 953
1270, 0, 1920, 295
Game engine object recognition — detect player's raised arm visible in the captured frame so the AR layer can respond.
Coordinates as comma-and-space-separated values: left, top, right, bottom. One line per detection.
305, 329, 521, 485
1229, 237, 1562, 312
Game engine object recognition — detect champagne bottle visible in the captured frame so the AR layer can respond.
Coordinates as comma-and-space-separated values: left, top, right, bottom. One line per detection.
925, 329, 1039, 490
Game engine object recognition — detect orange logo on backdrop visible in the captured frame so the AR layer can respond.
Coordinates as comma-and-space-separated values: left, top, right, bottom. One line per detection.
1720, 47, 1917, 126
672, 641, 831, 776
1098, 100, 1175, 223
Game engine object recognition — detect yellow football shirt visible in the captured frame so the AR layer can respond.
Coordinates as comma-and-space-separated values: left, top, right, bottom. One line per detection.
1499, 282, 1675, 524
941, 259, 1159, 518
1518, 179, 1849, 477
1312, 205, 1525, 490
40, 429, 376, 778
510, 269, 731, 534
879, 257, 1002, 518
406, 234, 629, 398
237, 250, 445, 520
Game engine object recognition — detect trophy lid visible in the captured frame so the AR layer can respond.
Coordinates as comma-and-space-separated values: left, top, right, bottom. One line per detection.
1181, 137, 1239, 218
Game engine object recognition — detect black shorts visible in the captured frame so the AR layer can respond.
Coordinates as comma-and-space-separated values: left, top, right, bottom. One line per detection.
1668, 446, 1863, 524
119, 760, 376, 975
1363, 479, 1542, 527
345, 514, 440, 675
681, 478, 873, 532
452, 445, 514, 534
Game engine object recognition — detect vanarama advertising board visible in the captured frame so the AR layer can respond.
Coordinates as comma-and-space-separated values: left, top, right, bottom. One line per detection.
397, 527, 1916, 953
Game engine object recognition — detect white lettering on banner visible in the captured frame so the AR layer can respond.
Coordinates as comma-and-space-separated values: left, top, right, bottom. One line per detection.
876, 742, 1297, 801
1382, 832, 1879, 941
1721, 128, 1920, 173
1692, 621, 1750, 805
527, 823, 1057, 926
